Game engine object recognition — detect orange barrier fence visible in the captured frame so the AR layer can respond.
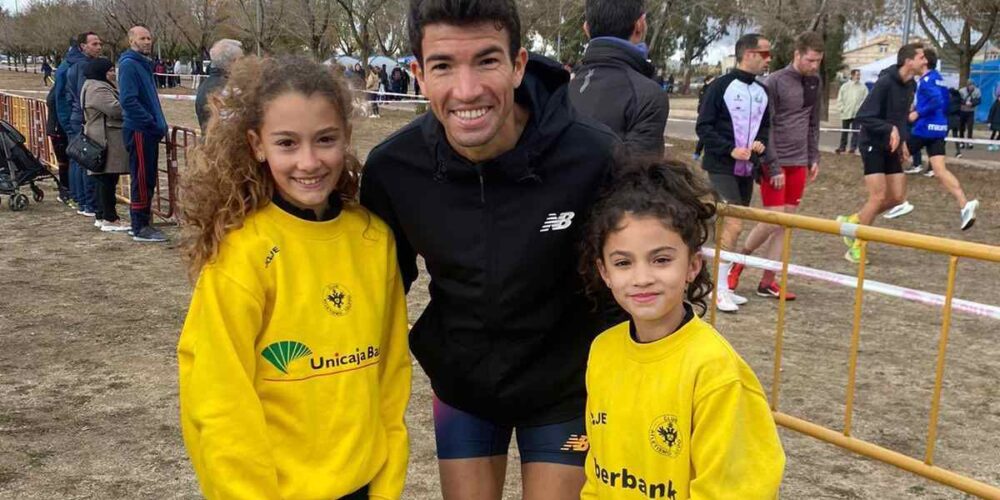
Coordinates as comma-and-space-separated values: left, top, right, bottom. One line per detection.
0, 91, 189, 221
710, 204, 1000, 498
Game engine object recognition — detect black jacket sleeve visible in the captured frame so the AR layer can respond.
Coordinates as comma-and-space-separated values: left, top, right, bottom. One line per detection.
854, 78, 893, 139
624, 88, 668, 157
695, 78, 735, 158
359, 165, 420, 293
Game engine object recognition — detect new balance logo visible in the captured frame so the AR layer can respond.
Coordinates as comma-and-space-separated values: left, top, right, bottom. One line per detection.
560, 434, 590, 452
540, 212, 575, 232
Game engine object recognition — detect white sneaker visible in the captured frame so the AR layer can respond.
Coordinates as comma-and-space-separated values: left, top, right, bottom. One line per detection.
728, 289, 749, 305
100, 220, 131, 232
923, 168, 936, 178
94, 218, 105, 228
883, 201, 915, 219
716, 289, 740, 313
903, 164, 924, 174
961, 199, 979, 230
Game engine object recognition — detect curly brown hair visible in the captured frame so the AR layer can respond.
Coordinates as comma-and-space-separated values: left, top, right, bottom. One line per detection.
180, 55, 361, 280
579, 158, 718, 315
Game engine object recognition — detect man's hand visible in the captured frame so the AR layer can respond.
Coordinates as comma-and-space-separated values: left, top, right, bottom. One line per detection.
731, 147, 752, 161
809, 162, 820, 182
770, 172, 785, 189
908, 111, 919, 123
751, 141, 766, 154
889, 126, 900, 152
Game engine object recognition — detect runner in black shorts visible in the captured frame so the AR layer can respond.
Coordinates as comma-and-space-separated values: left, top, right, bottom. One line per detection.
838, 43, 924, 264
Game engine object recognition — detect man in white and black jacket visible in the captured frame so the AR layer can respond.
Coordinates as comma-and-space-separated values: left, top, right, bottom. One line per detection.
695, 33, 772, 313
569, 0, 668, 157
360, 0, 621, 497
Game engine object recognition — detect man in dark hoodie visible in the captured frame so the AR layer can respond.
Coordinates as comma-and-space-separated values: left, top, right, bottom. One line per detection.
361, 1, 620, 498
837, 43, 924, 264
61, 32, 103, 215
118, 25, 168, 242
195, 38, 244, 134
569, 0, 668, 156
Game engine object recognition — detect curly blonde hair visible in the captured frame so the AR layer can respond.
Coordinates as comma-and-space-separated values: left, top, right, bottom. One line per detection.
180, 55, 361, 279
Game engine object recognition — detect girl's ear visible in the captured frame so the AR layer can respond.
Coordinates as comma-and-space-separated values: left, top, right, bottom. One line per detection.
688, 252, 704, 284
597, 259, 612, 288
247, 130, 265, 162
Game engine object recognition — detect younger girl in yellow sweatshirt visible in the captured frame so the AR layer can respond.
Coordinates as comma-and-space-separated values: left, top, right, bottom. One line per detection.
579, 160, 785, 499
177, 55, 410, 500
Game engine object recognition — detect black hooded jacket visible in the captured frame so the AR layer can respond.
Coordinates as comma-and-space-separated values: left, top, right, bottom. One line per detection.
569, 38, 668, 156
361, 54, 621, 426
855, 64, 916, 150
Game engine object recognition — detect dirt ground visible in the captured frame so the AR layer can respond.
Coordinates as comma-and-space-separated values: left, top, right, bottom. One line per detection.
2, 69, 1000, 499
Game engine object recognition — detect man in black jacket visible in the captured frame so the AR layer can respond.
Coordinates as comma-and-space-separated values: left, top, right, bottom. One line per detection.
361, 1, 620, 498
837, 43, 924, 264
569, 0, 667, 156
195, 39, 243, 134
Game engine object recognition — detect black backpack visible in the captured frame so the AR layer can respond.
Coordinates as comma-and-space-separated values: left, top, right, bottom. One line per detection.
45, 85, 64, 138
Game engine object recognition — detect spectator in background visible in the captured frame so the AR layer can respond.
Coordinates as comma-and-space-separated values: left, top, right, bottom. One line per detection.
836, 69, 867, 154
389, 67, 405, 100
41, 60, 53, 86
569, 0, 669, 157
196, 39, 244, 133
948, 87, 962, 157
82, 57, 131, 232
66, 31, 104, 217
958, 80, 980, 149
119, 25, 168, 242
692, 73, 715, 160
53, 37, 83, 206
46, 74, 71, 205
989, 92, 1000, 149
154, 59, 166, 88
366, 65, 380, 118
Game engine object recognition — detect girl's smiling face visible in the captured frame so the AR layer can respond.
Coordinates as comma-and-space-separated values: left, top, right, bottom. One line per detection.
248, 91, 349, 217
598, 213, 703, 340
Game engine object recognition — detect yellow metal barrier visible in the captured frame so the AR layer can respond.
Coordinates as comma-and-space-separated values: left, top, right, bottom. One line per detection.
711, 203, 1000, 498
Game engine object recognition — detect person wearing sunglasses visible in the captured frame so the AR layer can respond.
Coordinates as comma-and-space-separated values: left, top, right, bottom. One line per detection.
694, 33, 772, 313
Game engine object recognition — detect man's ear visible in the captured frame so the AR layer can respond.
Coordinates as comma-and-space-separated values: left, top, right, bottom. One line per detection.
632, 13, 648, 44
512, 47, 529, 89
411, 60, 424, 90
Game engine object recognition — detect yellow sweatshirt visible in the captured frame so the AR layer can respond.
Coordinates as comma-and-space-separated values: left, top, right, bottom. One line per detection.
582, 310, 785, 499
178, 201, 411, 500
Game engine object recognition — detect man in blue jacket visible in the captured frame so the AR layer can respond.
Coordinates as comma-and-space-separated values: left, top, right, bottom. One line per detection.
52, 39, 81, 206
118, 25, 168, 242
58, 32, 102, 214
892, 48, 978, 229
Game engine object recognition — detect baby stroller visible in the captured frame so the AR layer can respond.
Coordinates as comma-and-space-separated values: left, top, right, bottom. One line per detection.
0, 119, 53, 211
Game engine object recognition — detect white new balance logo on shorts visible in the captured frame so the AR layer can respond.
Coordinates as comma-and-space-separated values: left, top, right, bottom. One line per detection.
540, 212, 575, 232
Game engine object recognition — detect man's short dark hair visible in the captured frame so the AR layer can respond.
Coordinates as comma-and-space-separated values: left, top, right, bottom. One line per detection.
850, 69, 860, 77
585, 0, 644, 40
735, 34, 763, 63
924, 47, 938, 70
794, 31, 824, 54
408, 0, 522, 64
77, 32, 98, 47
897, 42, 924, 66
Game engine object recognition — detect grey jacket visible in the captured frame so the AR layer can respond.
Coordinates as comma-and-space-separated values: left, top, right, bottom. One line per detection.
82, 79, 129, 175
763, 65, 821, 168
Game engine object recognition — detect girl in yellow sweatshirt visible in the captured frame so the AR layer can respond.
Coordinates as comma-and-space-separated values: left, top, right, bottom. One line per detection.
177, 56, 410, 500
578, 160, 785, 499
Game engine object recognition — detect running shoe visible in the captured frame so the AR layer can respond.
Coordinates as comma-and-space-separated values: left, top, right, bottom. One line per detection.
729, 290, 749, 306
756, 281, 797, 301
883, 201, 914, 219
93, 218, 105, 228
844, 243, 869, 265
923, 168, 936, 178
903, 164, 924, 174
955, 151, 963, 158
100, 220, 131, 232
960, 199, 979, 231
132, 226, 168, 242
77, 209, 96, 217
836, 214, 859, 247
727, 262, 745, 291
715, 289, 739, 313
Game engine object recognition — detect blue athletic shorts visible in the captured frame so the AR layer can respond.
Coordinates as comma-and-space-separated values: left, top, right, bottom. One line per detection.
432, 395, 588, 466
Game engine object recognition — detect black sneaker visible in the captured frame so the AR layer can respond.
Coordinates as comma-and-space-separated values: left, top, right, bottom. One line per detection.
132, 226, 168, 242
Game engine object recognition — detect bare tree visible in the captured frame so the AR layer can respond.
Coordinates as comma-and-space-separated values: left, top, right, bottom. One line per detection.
916, 0, 1000, 85
231, 0, 288, 54
334, 0, 392, 69
284, 0, 339, 57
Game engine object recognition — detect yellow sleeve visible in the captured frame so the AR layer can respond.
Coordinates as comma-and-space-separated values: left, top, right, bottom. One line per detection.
368, 244, 412, 500
580, 348, 599, 500
178, 268, 282, 500
689, 381, 785, 500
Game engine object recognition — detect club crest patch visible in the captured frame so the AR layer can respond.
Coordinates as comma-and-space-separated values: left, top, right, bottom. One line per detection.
648, 414, 682, 457
322, 283, 352, 316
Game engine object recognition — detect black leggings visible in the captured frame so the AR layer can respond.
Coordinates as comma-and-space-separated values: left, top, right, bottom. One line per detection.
94, 174, 121, 222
